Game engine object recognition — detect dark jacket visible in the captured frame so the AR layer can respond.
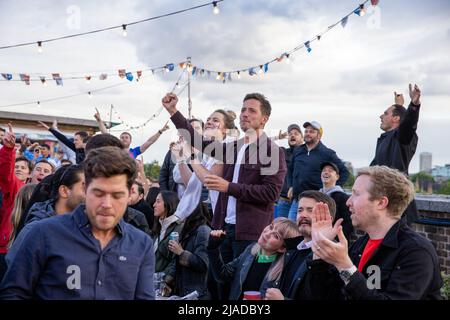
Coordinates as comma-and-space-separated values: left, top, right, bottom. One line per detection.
153, 219, 184, 274
322, 189, 354, 241
171, 111, 286, 241
279, 146, 296, 198
166, 224, 211, 299
208, 240, 278, 300
129, 199, 155, 230
25, 199, 56, 225
159, 150, 177, 192
304, 220, 443, 300
275, 236, 312, 299
289, 141, 348, 200
49, 128, 85, 164
370, 102, 420, 174
124, 207, 151, 236
370, 102, 421, 224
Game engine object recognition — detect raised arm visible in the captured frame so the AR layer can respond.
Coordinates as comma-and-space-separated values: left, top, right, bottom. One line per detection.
139, 121, 170, 154
398, 83, 421, 144
39, 120, 76, 151
161, 93, 225, 160
94, 108, 108, 134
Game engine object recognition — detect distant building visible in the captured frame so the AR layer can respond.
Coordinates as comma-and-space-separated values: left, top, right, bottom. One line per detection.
420, 152, 432, 173
432, 164, 450, 180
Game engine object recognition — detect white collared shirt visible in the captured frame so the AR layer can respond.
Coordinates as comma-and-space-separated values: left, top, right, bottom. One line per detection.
297, 240, 313, 251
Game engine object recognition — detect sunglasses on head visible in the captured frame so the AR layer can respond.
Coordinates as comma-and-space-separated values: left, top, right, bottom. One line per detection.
34, 149, 40, 153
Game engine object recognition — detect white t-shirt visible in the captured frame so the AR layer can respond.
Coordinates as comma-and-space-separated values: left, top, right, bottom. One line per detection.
225, 143, 249, 224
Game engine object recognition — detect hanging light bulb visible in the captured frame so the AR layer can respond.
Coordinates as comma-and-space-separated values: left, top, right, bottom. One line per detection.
212, 1, 220, 15
88, 91, 93, 99
216, 72, 221, 80
237, 71, 241, 79
37, 101, 41, 107
37, 41, 43, 53
122, 24, 127, 37
187, 63, 193, 73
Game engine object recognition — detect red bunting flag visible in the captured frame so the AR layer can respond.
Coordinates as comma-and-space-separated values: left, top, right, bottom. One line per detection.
19, 74, 30, 85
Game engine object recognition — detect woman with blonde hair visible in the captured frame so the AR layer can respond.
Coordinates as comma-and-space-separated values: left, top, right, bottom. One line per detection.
8, 183, 36, 248
207, 217, 300, 300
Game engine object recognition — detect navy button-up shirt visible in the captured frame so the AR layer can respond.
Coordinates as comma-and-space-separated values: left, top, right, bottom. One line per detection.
0, 205, 155, 300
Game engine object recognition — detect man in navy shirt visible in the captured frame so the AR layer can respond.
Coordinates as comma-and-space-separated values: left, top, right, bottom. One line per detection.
0, 146, 155, 300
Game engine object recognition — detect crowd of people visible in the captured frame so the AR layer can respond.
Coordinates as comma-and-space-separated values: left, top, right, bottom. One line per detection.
0, 83, 444, 300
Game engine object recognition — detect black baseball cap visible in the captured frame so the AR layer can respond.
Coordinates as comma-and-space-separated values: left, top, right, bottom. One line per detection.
320, 161, 339, 175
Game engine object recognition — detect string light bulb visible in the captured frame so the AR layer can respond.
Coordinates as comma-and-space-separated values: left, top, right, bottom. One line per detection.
237, 71, 241, 79
37, 41, 43, 53
88, 91, 92, 99
212, 1, 220, 15
122, 24, 127, 37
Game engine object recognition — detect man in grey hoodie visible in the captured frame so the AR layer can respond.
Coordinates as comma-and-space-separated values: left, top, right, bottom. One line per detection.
319, 161, 354, 241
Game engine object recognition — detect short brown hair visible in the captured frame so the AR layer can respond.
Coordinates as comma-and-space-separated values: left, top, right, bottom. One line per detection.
243, 93, 271, 117
83, 146, 137, 190
356, 166, 414, 218
15, 156, 33, 172
298, 190, 337, 219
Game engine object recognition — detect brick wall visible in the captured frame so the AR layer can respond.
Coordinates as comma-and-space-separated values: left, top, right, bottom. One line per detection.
415, 195, 450, 275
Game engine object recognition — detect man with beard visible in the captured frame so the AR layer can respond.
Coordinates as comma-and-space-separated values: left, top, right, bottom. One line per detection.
265, 191, 340, 300
287, 121, 348, 222
275, 124, 304, 219
0, 124, 54, 280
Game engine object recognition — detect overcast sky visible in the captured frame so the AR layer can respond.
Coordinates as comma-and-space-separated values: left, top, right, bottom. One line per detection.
1, 0, 449, 173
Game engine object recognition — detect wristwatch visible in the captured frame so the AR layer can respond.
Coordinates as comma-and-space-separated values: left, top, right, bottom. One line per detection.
338, 265, 357, 285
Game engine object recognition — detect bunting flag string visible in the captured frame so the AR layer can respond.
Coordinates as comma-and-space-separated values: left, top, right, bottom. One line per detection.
0, 1, 378, 86
0, 70, 162, 109
107, 69, 190, 131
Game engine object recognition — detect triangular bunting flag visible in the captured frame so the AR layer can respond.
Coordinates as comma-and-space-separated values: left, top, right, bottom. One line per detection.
52, 73, 63, 86
371, 0, 379, 5
40, 76, 46, 84
20, 74, 30, 85
125, 72, 133, 81
341, 16, 348, 28
99, 73, 108, 80
118, 69, 126, 78
166, 63, 175, 71
1, 73, 12, 80
264, 63, 269, 73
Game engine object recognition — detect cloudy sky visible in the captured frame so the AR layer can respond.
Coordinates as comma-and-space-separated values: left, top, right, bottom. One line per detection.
1, 0, 449, 173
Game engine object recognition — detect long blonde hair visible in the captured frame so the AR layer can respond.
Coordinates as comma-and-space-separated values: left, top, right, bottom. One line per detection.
251, 217, 300, 282
9, 183, 37, 248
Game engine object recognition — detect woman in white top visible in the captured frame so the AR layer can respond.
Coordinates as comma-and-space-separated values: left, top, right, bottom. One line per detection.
172, 110, 239, 220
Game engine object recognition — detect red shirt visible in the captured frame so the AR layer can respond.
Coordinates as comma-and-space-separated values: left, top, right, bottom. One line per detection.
358, 239, 383, 272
